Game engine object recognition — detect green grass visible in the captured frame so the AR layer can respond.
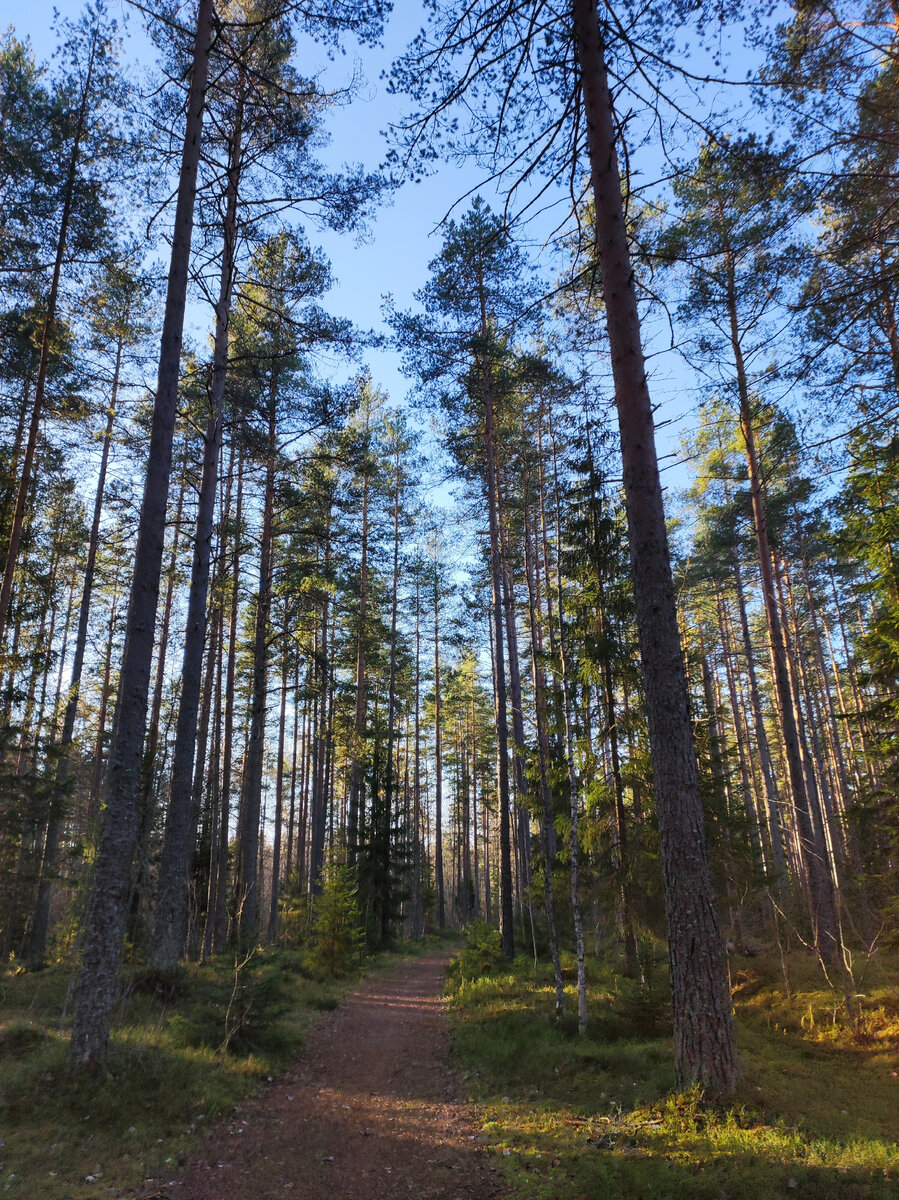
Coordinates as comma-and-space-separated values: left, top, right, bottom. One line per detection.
0, 943, 389, 1199
446, 945, 899, 1200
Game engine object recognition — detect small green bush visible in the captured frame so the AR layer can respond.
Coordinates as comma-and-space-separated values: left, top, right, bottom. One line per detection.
309, 860, 366, 976
610, 936, 671, 1036
458, 919, 504, 976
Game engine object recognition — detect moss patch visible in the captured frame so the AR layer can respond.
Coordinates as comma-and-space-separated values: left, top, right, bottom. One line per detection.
447, 948, 899, 1200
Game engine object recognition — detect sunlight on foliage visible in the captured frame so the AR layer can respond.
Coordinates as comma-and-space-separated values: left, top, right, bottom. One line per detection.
447, 948, 899, 1200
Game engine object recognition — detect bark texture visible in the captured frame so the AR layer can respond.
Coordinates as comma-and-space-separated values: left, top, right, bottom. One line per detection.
68, 0, 214, 1072
572, 0, 740, 1093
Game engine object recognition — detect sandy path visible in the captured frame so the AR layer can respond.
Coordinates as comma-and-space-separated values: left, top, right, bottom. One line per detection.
167, 952, 503, 1200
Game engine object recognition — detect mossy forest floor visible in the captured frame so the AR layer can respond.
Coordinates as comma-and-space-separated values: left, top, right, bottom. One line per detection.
2, 934, 898, 1200
446, 934, 899, 1200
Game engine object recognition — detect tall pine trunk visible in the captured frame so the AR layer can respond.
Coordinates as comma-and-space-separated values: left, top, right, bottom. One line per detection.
152, 98, 242, 972
433, 565, 445, 929
28, 332, 123, 966
0, 33, 99, 646
523, 475, 565, 1014
347, 469, 369, 868
267, 630, 289, 941
236, 383, 278, 941
69, 0, 215, 1072
572, 0, 739, 1092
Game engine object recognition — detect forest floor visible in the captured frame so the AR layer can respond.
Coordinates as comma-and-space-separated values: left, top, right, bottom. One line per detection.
5, 937, 899, 1199
1, 941, 488, 1200
165, 948, 503, 1200
445, 933, 899, 1200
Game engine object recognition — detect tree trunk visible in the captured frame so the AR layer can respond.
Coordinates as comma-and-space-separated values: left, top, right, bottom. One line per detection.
730, 551, 789, 892
267, 624, 289, 942
547, 425, 588, 1032
347, 463, 369, 869
572, 0, 739, 1091
309, 533, 332, 898
28, 332, 123, 967
412, 580, 423, 938
88, 577, 121, 822
477, 291, 514, 960
378, 445, 402, 939
69, 0, 214, 1072
236, 382, 278, 941
523, 479, 565, 1014
152, 98, 242, 971
433, 563, 445, 929
0, 32, 99, 646
212, 436, 244, 952
498, 492, 532, 904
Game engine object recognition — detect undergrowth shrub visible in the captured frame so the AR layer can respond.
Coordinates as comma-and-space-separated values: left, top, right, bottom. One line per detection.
168, 949, 293, 1056
277, 867, 310, 947
309, 860, 365, 975
611, 935, 671, 1036
457, 919, 503, 977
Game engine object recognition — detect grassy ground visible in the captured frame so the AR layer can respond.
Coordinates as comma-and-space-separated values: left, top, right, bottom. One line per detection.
0, 937, 442, 1200
446, 935, 899, 1200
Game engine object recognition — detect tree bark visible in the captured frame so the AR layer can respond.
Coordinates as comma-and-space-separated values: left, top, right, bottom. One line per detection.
572, 0, 739, 1091
28, 331, 123, 967
347, 465, 369, 869
523, 479, 565, 1014
236, 377, 278, 941
0, 32, 98, 646
152, 95, 242, 971
433, 562, 446, 929
267, 627, 289, 942
477, 289, 514, 960
69, 0, 214, 1073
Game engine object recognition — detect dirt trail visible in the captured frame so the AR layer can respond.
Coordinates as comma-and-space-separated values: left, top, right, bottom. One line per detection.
167, 951, 503, 1200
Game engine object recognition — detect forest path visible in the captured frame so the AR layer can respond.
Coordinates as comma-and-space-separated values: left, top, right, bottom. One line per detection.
166, 949, 503, 1200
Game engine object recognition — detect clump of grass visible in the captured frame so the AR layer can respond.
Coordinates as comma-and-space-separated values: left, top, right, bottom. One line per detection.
447, 943, 899, 1200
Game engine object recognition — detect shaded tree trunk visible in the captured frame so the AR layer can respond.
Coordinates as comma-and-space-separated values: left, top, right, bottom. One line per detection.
28, 333, 123, 966
152, 100, 242, 971
522, 478, 565, 1014
69, 0, 214, 1072
0, 33, 99, 646
433, 564, 445, 929
236, 378, 278, 941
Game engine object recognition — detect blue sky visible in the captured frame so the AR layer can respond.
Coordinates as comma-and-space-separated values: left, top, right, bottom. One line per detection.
11, 0, 748, 508
14, 0, 495, 410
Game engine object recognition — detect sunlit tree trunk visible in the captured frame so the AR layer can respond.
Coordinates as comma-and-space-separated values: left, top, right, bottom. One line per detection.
572, 0, 739, 1090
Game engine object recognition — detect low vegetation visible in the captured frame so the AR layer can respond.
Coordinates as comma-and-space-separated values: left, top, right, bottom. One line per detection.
0, 945, 368, 1200
447, 933, 899, 1200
